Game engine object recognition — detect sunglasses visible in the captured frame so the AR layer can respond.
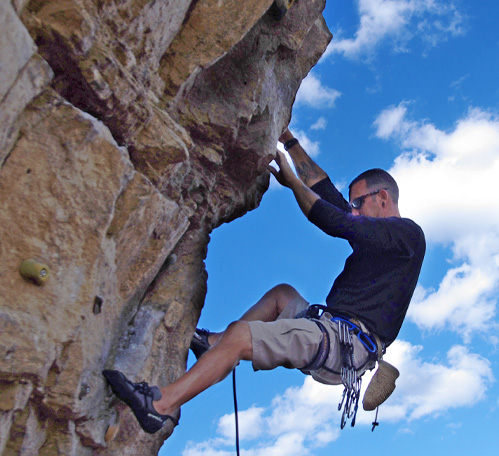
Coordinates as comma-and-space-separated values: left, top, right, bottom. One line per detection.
349, 188, 388, 210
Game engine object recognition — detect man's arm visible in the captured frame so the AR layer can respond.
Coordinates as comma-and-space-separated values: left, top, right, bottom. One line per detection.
269, 150, 320, 217
279, 129, 328, 187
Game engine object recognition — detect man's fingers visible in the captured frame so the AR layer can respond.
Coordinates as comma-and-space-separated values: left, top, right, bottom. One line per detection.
268, 163, 287, 187
268, 164, 278, 177
274, 149, 286, 165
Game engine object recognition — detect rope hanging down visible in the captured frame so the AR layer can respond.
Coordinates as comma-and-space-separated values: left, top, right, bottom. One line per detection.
232, 368, 240, 456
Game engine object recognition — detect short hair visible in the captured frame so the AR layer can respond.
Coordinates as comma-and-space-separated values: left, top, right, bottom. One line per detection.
349, 168, 399, 204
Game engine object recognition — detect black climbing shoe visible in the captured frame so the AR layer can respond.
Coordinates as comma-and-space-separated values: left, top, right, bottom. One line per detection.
189, 328, 214, 360
102, 369, 178, 434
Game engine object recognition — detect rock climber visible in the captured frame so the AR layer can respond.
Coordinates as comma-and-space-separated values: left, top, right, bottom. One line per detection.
103, 128, 426, 434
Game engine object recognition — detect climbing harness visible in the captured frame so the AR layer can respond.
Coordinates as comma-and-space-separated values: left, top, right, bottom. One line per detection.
229, 306, 388, 454
300, 319, 330, 373
297, 305, 382, 430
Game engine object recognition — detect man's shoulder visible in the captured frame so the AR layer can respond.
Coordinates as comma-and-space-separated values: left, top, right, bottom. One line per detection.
399, 217, 425, 236
378, 216, 424, 235
397, 217, 426, 255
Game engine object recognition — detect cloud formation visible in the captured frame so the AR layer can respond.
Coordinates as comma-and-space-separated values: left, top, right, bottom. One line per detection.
295, 72, 341, 108
368, 341, 494, 421
326, 0, 465, 59
311, 117, 328, 131
374, 103, 499, 340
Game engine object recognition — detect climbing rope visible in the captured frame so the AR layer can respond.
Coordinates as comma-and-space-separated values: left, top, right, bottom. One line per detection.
232, 368, 240, 456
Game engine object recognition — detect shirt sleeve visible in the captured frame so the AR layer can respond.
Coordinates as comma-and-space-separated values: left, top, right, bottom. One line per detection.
310, 178, 351, 213
308, 198, 420, 256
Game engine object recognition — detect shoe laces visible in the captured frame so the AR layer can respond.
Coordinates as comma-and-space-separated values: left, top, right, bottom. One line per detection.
135, 381, 153, 397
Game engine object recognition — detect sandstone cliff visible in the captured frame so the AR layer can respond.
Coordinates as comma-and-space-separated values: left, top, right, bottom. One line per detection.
0, 0, 332, 454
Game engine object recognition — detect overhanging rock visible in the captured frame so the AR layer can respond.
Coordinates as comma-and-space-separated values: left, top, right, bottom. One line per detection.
0, 1, 332, 454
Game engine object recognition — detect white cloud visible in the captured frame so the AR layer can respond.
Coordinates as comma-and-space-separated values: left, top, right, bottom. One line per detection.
293, 131, 320, 158
295, 72, 341, 108
183, 377, 341, 456
350, 340, 494, 425
217, 406, 264, 441
373, 102, 411, 138
374, 103, 499, 339
265, 377, 341, 436
326, 0, 465, 59
450, 74, 469, 89
248, 433, 309, 456
182, 341, 493, 455
311, 117, 328, 131
183, 441, 233, 456
377, 341, 494, 421
409, 261, 497, 341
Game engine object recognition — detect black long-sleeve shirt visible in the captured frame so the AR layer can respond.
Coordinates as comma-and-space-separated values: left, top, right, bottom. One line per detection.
308, 178, 426, 346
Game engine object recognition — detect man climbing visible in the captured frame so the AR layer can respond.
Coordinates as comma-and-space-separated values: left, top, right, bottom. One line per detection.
103, 128, 425, 434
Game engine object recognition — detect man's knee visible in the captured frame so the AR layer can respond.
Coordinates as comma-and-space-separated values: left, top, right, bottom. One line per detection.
271, 283, 300, 301
269, 284, 302, 314
223, 321, 253, 360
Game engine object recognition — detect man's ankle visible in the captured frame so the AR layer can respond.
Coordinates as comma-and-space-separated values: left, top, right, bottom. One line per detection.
153, 399, 173, 417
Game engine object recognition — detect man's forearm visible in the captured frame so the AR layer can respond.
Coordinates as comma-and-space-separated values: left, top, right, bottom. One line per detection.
288, 175, 321, 217
289, 144, 328, 187
280, 130, 328, 187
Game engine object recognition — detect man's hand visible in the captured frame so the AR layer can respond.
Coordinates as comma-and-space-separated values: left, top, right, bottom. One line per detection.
276, 128, 328, 187
268, 149, 299, 189
269, 150, 320, 217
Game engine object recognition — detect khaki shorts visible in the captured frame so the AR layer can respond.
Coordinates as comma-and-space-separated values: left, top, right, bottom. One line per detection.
248, 296, 375, 385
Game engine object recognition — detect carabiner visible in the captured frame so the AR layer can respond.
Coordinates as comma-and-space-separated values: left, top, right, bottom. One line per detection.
332, 316, 356, 332
357, 331, 377, 354
338, 387, 347, 411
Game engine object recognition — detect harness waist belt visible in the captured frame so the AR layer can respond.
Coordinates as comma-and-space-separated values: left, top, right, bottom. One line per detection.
297, 306, 382, 371
330, 316, 378, 355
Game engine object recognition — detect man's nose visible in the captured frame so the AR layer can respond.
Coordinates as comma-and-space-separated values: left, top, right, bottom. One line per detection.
351, 208, 360, 216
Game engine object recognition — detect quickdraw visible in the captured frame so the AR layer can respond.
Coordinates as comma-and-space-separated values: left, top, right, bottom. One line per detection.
336, 319, 363, 428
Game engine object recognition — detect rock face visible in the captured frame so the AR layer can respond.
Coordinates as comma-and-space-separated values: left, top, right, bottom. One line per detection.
0, 0, 332, 454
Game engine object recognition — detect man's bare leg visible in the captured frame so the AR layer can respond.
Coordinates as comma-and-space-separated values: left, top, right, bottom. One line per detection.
154, 320, 252, 416
102, 284, 305, 431
205, 283, 303, 346
155, 285, 304, 415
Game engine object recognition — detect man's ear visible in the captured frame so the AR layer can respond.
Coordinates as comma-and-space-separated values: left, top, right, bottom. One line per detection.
379, 189, 389, 204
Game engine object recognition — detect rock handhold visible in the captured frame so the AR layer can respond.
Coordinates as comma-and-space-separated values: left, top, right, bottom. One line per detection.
19, 259, 50, 286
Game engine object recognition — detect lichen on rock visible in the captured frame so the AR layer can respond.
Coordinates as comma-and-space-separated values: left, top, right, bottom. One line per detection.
0, 0, 332, 454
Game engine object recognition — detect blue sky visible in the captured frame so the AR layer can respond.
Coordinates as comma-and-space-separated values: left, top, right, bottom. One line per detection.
161, 1, 499, 454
